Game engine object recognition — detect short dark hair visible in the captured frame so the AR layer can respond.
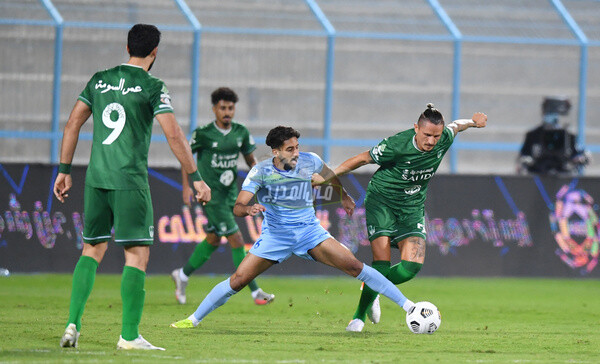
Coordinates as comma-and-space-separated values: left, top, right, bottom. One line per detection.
266, 126, 300, 149
127, 24, 161, 58
418, 103, 444, 126
211, 87, 238, 105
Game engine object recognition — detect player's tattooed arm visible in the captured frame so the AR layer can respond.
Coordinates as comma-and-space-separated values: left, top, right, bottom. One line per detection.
316, 163, 355, 216
447, 112, 487, 136
333, 151, 373, 177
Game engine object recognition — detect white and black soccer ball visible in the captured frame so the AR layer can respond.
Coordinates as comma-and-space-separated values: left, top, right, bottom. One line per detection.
406, 301, 441, 334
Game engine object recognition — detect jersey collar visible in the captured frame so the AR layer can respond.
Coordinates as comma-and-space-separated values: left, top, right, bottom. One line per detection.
412, 135, 427, 153
213, 121, 232, 136
271, 158, 296, 173
121, 63, 144, 69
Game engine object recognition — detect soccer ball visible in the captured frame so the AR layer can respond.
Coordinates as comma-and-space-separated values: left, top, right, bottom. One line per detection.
406, 301, 441, 334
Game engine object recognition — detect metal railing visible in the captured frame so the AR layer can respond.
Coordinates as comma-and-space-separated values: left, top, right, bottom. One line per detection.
0, 0, 598, 173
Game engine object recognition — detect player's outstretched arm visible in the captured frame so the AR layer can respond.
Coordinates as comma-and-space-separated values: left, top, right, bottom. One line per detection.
233, 190, 265, 217
447, 112, 487, 136
333, 151, 373, 177
316, 163, 355, 216
53, 100, 91, 203
156, 112, 211, 203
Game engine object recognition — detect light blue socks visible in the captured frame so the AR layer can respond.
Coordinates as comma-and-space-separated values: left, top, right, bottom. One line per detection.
356, 264, 414, 312
190, 278, 237, 324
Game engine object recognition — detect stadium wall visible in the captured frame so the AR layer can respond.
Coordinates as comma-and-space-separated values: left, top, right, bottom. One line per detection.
0, 163, 598, 278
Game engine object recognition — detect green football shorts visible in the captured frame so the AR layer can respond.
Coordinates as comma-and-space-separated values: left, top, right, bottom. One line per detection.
202, 202, 239, 237
364, 192, 426, 246
82, 186, 154, 246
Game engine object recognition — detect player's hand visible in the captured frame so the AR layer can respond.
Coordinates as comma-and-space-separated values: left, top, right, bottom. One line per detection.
247, 203, 266, 216
53, 173, 72, 203
311, 173, 325, 187
182, 185, 194, 206
341, 193, 355, 217
472, 112, 487, 128
193, 180, 211, 204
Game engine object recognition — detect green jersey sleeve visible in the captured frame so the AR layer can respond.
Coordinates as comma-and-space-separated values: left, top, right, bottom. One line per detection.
240, 127, 257, 156
369, 138, 397, 166
151, 82, 174, 116
77, 74, 96, 107
440, 126, 456, 148
189, 128, 203, 153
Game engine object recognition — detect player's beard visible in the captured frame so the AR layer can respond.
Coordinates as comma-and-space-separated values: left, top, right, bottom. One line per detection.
221, 118, 232, 128
282, 157, 298, 171
148, 59, 155, 71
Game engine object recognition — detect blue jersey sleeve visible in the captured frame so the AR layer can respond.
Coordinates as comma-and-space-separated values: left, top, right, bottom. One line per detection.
241, 166, 262, 194
307, 152, 324, 174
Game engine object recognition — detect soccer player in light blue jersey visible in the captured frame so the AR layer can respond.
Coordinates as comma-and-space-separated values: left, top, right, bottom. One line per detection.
170, 126, 416, 329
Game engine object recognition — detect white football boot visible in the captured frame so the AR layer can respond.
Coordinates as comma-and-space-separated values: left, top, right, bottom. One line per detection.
117, 335, 165, 351
345, 318, 365, 332
60, 323, 80, 348
367, 295, 381, 324
171, 268, 187, 304
252, 288, 275, 305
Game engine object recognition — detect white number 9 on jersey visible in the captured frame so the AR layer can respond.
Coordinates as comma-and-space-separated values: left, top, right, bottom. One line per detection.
101, 102, 126, 145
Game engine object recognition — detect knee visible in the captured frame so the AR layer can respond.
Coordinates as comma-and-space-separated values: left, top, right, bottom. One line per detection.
124, 246, 150, 271
388, 260, 422, 285
82, 242, 107, 263
345, 259, 364, 278
206, 234, 220, 246
229, 271, 250, 291
227, 232, 244, 248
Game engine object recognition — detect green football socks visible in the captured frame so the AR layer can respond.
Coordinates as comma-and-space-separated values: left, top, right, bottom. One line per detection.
353, 261, 390, 321
388, 260, 423, 285
183, 239, 218, 276
231, 246, 259, 292
121, 266, 146, 341
66, 255, 98, 331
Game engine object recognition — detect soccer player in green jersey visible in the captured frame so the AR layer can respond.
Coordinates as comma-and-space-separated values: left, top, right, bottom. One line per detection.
334, 103, 487, 332
53, 24, 211, 350
171, 87, 275, 305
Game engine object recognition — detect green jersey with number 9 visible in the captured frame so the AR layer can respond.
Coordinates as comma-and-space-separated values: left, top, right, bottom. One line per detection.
78, 64, 173, 189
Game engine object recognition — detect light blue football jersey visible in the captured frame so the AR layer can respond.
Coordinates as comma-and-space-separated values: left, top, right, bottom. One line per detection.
241, 152, 324, 226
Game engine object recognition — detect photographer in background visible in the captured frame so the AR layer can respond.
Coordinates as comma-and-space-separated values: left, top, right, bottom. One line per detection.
518, 96, 590, 175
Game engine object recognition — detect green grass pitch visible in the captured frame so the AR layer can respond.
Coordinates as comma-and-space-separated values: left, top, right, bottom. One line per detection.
0, 274, 598, 363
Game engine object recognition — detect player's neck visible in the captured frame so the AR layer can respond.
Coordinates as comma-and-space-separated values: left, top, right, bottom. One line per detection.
126, 56, 153, 72
272, 157, 285, 171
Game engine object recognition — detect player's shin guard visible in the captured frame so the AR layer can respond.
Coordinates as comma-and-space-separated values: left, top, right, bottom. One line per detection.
183, 240, 218, 276
67, 255, 98, 331
231, 247, 259, 292
121, 266, 146, 341
192, 277, 237, 322
387, 260, 422, 285
356, 264, 413, 312
353, 261, 390, 321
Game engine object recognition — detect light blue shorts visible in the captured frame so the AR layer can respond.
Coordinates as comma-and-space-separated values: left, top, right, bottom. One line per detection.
249, 221, 332, 263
